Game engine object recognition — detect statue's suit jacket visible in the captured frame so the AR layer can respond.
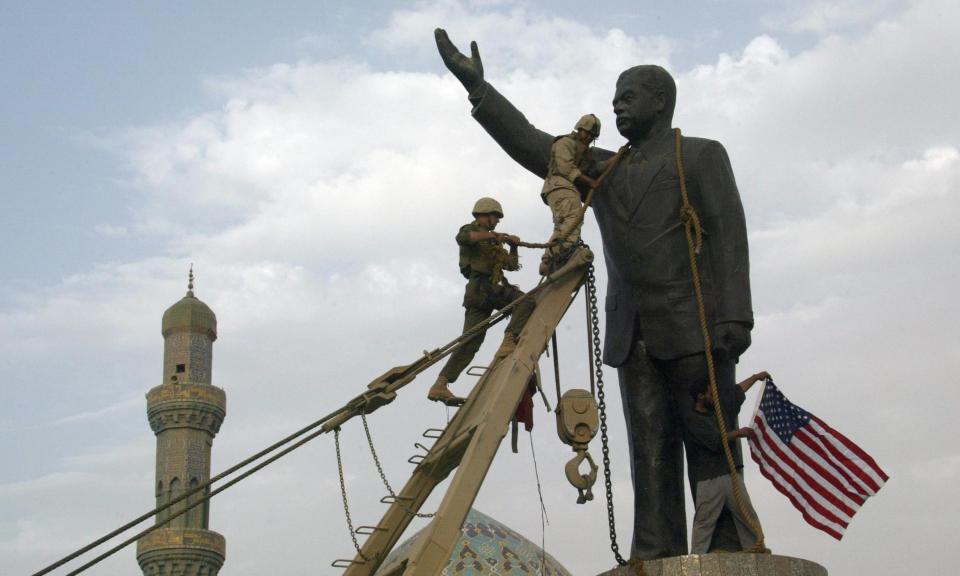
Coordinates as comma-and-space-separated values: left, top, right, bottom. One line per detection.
469, 83, 753, 364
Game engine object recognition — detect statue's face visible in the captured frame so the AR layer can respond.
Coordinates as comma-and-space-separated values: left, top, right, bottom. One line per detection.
612, 75, 663, 141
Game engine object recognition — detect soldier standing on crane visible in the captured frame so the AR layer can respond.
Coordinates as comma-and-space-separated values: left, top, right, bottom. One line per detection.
427, 197, 535, 406
539, 114, 602, 275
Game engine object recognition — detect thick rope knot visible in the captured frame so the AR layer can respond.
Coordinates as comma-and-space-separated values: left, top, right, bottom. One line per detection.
679, 204, 703, 254
491, 259, 504, 285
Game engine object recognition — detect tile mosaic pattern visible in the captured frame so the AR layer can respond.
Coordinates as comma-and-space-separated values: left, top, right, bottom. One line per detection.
377, 509, 572, 575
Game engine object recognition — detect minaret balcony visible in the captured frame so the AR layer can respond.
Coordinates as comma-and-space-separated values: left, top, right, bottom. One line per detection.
137, 527, 225, 576
146, 383, 227, 436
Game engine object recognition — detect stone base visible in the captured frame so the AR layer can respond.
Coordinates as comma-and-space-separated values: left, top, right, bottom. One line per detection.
596, 553, 826, 576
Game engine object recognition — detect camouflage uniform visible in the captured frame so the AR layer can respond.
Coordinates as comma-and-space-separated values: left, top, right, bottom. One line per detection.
541, 133, 593, 245
539, 132, 600, 274
438, 221, 534, 383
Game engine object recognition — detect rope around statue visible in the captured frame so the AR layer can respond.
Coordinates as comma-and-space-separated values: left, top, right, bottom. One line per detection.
494, 130, 767, 556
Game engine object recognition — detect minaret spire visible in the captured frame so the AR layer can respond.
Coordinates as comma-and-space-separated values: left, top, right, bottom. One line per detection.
187, 264, 195, 296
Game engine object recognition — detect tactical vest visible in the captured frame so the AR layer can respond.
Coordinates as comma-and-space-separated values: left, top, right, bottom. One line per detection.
458, 224, 516, 281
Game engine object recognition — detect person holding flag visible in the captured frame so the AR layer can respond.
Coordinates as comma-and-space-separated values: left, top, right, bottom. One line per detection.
685, 371, 770, 553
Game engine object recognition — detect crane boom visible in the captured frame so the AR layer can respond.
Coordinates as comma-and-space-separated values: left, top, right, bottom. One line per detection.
342, 251, 591, 576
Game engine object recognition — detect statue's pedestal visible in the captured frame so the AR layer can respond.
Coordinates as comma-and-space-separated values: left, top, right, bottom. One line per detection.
597, 553, 826, 576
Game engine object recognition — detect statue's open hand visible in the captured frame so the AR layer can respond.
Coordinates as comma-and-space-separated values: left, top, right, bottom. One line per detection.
434, 28, 484, 92
714, 322, 751, 361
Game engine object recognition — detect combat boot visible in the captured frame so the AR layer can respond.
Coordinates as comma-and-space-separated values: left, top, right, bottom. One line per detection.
427, 375, 466, 406
494, 331, 518, 360
539, 249, 554, 276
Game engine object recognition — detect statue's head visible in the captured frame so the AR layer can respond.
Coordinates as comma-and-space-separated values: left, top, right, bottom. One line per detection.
612, 65, 676, 141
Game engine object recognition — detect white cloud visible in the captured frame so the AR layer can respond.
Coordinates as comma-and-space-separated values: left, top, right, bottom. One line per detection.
912, 454, 960, 482
764, 0, 904, 34
94, 224, 129, 238
48, 396, 143, 427
380, 2, 675, 72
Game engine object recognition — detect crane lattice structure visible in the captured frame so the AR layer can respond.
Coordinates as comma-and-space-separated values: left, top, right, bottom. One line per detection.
338, 251, 590, 576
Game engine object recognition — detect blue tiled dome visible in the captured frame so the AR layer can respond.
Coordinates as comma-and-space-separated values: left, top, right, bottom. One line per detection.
377, 508, 572, 575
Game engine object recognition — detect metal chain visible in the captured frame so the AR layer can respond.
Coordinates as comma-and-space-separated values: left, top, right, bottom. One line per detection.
361, 413, 434, 518
334, 428, 368, 560
586, 260, 628, 567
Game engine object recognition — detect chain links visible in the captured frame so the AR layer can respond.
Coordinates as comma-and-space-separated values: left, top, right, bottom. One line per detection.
331, 246, 624, 566
334, 428, 368, 560
586, 260, 628, 567
361, 413, 434, 518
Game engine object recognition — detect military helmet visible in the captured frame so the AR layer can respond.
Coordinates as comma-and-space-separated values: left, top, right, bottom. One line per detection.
574, 114, 601, 138
472, 197, 504, 218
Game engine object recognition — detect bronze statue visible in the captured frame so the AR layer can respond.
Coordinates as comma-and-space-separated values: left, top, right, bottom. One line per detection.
435, 29, 754, 560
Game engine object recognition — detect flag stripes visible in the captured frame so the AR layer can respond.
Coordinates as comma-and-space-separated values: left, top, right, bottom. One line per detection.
810, 416, 888, 492
747, 381, 887, 540
752, 414, 856, 534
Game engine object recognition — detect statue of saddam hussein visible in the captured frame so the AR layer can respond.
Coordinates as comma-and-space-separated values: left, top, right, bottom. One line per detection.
435, 29, 755, 560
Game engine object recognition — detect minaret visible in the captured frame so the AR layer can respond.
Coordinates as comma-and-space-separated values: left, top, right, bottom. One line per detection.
138, 268, 227, 576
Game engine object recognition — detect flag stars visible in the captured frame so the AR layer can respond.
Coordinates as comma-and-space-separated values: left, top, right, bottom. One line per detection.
760, 383, 811, 444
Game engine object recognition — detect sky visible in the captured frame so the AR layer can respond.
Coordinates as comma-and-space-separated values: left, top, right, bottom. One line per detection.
1, 0, 958, 574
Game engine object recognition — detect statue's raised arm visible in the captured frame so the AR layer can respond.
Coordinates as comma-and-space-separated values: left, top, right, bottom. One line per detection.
434, 28, 616, 179
434, 28, 484, 93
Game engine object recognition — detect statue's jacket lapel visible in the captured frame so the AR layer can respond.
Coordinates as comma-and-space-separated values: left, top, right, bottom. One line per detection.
594, 134, 721, 365
620, 148, 665, 221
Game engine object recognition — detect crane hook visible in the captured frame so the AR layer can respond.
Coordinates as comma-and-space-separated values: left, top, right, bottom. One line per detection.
564, 448, 598, 504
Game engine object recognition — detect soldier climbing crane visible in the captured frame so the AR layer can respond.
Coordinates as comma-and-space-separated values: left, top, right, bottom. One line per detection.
427, 197, 535, 406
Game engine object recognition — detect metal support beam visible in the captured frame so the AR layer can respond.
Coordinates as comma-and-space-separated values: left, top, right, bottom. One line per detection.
343, 263, 587, 576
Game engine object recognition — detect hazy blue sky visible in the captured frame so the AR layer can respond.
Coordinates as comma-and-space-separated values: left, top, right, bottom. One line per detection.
2, 1, 956, 575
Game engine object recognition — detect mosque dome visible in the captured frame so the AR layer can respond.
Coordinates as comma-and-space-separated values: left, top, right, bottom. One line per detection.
161, 269, 217, 339
376, 508, 572, 575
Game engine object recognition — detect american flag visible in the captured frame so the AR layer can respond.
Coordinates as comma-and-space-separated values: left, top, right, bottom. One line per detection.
747, 380, 888, 540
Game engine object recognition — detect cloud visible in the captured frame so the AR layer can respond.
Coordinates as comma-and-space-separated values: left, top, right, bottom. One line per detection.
763, 0, 905, 34
375, 1, 675, 74
912, 454, 960, 482
3, 1, 958, 575
47, 396, 143, 427
94, 224, 129, 238
0, 441, 151, 575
